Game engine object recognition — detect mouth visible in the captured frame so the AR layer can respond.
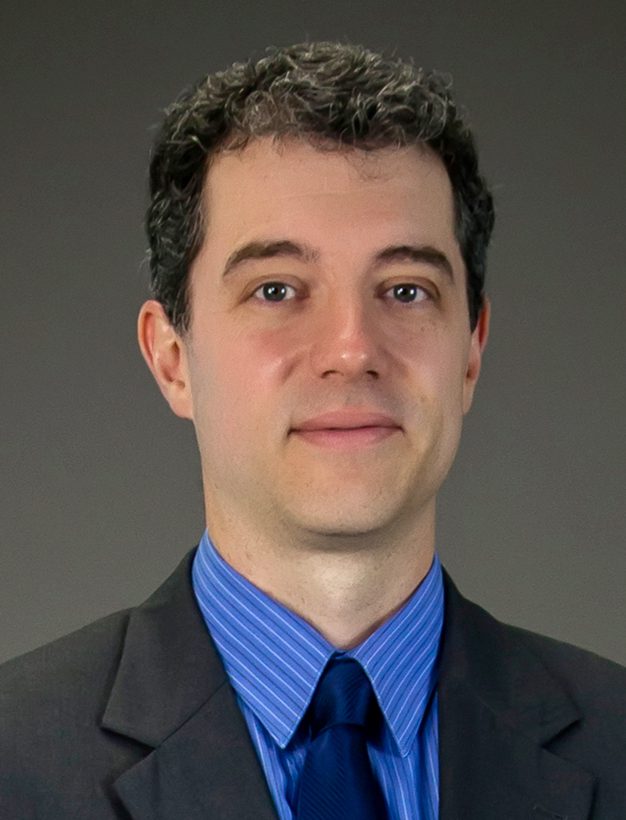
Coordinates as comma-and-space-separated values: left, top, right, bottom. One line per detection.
292, 425, 401, 449
290, 410, 402, 450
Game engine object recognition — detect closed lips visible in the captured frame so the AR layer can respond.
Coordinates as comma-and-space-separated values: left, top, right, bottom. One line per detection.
293, 411, 401, 431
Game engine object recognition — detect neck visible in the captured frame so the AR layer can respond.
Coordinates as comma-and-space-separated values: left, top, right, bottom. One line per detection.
204, 503, 436, 649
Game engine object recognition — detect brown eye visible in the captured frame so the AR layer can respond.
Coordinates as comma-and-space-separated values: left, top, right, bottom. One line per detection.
387, 283, 429, 303
253, 282, 296, 302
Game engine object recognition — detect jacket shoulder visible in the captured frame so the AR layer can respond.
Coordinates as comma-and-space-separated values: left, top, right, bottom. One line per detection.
0, 607, 132, 708
506, 621, 626, 718
0, 608, 143, 818
443, 570, 626, 709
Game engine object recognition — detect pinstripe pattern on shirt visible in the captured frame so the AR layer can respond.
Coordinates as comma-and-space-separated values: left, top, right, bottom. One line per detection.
192, 531, 443, 820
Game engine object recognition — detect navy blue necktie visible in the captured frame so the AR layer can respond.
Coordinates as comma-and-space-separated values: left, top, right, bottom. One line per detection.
296, 656, 388, 820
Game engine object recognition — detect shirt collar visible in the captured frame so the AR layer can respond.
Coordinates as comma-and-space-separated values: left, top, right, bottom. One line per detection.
192, 530, 444, 757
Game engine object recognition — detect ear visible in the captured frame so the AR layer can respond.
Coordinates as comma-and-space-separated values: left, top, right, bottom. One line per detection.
137, 300, 193, 420
462, 296, 490, 414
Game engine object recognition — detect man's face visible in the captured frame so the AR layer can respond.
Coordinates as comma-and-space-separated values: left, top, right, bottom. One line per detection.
163, 139, 487, 544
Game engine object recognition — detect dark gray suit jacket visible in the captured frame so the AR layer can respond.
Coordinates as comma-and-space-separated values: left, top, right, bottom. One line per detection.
1, 548, 625, 819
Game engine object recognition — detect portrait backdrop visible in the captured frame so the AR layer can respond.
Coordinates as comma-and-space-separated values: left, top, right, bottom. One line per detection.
1, 0, 625, 665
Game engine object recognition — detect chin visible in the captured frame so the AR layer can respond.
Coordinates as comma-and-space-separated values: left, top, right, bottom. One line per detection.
283, 498, 404, 542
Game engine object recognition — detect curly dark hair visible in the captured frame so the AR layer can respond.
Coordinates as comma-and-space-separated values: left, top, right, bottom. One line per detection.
146, 41, 494, 332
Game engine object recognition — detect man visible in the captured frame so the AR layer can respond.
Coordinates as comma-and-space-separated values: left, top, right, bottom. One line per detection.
0, 41, 624, 820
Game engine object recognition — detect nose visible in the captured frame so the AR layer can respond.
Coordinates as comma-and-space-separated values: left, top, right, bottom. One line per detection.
308, 294, 387, 381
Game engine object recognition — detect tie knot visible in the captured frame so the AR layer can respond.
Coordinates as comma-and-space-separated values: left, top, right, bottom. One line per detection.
309, 657, 378, 738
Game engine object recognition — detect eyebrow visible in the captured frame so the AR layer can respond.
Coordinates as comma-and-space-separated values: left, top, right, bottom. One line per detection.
222, 241, 319, 278
222, 239, 454, 280
374, 244, 454, 280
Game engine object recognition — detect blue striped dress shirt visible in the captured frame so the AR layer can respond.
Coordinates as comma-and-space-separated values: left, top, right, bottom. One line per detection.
192, 530, 444, 820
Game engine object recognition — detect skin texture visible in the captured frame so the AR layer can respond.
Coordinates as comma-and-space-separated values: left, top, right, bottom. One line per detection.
138, 138, 489, 647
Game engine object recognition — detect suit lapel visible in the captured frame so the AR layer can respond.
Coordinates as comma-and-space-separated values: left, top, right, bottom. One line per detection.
100, 549, 278, 820
438, 571, 595, 820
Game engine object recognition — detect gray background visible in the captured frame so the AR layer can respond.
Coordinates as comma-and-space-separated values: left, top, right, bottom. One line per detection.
1, 0, 624, 666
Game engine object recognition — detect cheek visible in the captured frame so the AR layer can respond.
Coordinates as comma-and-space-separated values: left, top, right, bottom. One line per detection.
238, 325, 303, 382
410, 331, 469, 413
190, 328, 288, 431
239, 323, 308, 383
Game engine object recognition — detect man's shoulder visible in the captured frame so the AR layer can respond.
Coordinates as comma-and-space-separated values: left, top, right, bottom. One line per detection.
445, 570, 626, 685
461, 584, 626, 697
441, 576, 626, 814
0, 606, 132, 724
457, 586, 626, 769
443, 571, 626, 741
0, 548, 198, 708
0, 607, 146, 817
505, 619, 626, 711
509, 617, 626, 673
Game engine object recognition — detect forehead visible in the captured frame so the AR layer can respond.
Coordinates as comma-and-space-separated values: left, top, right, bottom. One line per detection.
198, 138, 459, 262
